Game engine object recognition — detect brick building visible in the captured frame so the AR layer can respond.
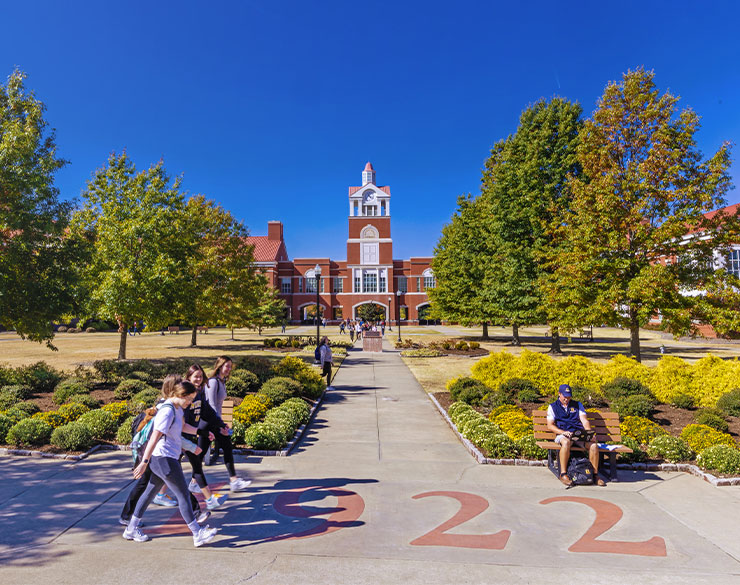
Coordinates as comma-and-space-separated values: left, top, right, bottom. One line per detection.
246, 163, 436, 324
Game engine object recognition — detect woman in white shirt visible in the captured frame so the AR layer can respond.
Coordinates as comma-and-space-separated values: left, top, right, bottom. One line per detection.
319, 336, 333, 388
123, 377, 218, 547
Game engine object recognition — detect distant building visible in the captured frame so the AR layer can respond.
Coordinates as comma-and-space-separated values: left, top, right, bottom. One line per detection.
246, 163, 436, 324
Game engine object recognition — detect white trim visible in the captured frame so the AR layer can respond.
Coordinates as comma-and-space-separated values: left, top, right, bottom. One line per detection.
416, 301, 431, 310
351, 300, 389, 315
346, 238, 393, 243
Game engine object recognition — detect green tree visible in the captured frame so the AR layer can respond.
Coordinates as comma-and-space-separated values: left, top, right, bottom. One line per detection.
74, 152, 188, 359
356, 302, 385, 322
0, 70, 86, 346
244, 283, 287, 335
543, 68, 737, 361
479, 98, 583, 349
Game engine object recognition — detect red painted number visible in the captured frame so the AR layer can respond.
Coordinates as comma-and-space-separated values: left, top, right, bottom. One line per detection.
410, 491, 510, 549
540, 496, 666, 557
272, 486, 365, 540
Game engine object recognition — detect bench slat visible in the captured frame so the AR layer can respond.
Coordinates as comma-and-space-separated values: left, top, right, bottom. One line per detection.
536, 441, 633, 453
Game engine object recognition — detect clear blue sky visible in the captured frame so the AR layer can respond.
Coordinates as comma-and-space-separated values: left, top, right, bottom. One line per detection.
3, 1, 739, 260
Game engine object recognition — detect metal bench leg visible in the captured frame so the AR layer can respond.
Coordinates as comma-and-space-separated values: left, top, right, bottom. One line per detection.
608, 452, 618, 481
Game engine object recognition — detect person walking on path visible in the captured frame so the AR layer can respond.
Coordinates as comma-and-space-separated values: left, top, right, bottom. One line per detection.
319, 336, 333, 389
123, 378, 218, 547
203, 356, 252, 492
339, 321, 346, 335
355, 321, 362, 340
349, 321, 355, 342
380, 320, 386, 336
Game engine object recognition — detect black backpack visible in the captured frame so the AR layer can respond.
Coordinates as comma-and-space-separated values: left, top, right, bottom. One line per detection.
314, 345, 322, 362
566, 456, 594, 486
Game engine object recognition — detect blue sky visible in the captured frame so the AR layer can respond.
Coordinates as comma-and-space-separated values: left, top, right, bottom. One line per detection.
3, 1, 739, 259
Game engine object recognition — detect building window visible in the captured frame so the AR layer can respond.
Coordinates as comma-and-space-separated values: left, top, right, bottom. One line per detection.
280, 278, 292, 294
306, 277, 317, 294
424, 275, 436, 289
380, 201, 386, 216
363, 272, 377, 293
333, 307, 343, 320
362, 243, 378, 264
399, 306, 408, 320
362, 205, 376, 216
397, 276, 407, 293
320, 277, 325, 293
333, 277, 343, 293
379, 274, 386, 293
354, 275, 361, 293
416, 277, 422, 292
353, 202, 359, 216
729, 250, 740, 278
298, 277, 303, 293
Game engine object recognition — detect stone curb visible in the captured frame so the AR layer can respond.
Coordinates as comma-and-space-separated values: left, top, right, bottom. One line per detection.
425, 393, 740, 486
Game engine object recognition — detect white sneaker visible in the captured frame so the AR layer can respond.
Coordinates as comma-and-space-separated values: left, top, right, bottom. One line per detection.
152, 493, 178, 507
188, 480, 202, 494
119, 517, 145, 527
229, 478, 252, 492
196, 509, 211, 524
206, 494, 227, 510
123, 526, 150, 542
193, 525, 218, 547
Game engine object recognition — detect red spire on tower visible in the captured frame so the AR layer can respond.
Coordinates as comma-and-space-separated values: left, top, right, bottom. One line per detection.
364, 162, 374, 172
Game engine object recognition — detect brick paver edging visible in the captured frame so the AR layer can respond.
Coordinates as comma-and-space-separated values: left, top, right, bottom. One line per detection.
0, 391, 326, 462
426, 393, 740, 487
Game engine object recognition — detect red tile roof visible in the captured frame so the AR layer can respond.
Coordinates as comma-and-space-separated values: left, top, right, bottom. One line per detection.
364, 162, 374, 171
246, 236, 286, 263
348, 185, 391, 196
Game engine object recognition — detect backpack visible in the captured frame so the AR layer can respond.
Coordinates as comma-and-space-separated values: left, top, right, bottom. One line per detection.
130, 403, 174, 466
314, 345, 322, 362
566, 456, 594, 486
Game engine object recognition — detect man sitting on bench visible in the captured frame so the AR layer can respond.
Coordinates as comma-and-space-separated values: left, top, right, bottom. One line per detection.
546, 384, 605, 487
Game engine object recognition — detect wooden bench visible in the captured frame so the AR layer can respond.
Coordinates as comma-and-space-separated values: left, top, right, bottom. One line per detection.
167, 326, 180, 334
221, 399, 233, 426
533, 410, 632, 480
197, 326, 209, 333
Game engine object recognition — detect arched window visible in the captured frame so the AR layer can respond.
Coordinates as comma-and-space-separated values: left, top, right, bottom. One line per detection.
422, 268, 436, 290
361, 225, 379, 239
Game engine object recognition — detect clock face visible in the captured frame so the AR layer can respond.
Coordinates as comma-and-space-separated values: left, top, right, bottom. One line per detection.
363, 192, 375, 203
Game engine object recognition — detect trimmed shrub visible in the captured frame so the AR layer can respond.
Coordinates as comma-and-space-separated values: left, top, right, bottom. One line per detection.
243, 422, 284, 450
32, 410, 66, 429
601, 377, 651, 402
272, 356, 325, 399
556, 355, 604, 392
469, 341, 480, 350
115, 379, 153, 401
647, 435, 694, 462
129, 387, 160, 411
480, 432, 518, 458
671, 393, 696, 409
620, 416, 667, 446
14, 401, 41, 416
53, 378, 90, 405
57, 325, 68, 333
571, 384, 609, 409
15, 362, 63, 393
93, 359, 133, 382
58, 402, 90, 423
263, 412, 296, 442
694, 410, 729, 433
235, 356, 273, 382
0, 384, 33, 401
515, 434, 547, 459
481, 390, 515, 410
601, 354, 651, 387
281, 398, 311, 425
66, 394, 101, 409
697, 444, 740, 474
127, 370, 154, 384
0, 414, 13, 443
498, 378, 539, 400
259, 377, 301, 406
51, 422, 95, 451
680, 424, 736, 454
116, 416, 134, 444
6, 418, 53, 446
615, 394, 655, 418
649, 355, 694, 405
3, 407, 32, 425
226, 370, 260, 398
716, 388, 740, 417
491, 408, 533, 441
470, 351, 518, 392
77, 409, 117, 439
517, 386, 541, 403
233, 394, 272, 426
617, 436, 648, 463
401, 348, 446, 357
0, 389, 16, 411
690, 355, 740, 408
102, 401, 131, 425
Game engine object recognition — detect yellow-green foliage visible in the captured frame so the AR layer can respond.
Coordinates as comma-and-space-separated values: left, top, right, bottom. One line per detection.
620, 416, 667, 446
470, 351, 517, 391
57, 402, 89, 423
489, 404, 521, 419
512, 350, 557, 393
31, 410, 65, 429
690, 356, 740, 408
233, 394, 272, 426
601, 355, 651, 386
680, 424, 737, 453
101, 401, 130, 424
557, 355, 603, 392
492, 408, 533, 441
649, 356, 694, 404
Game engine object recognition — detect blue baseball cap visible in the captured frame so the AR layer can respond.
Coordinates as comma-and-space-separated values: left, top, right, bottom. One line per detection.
558, 384, 572, 397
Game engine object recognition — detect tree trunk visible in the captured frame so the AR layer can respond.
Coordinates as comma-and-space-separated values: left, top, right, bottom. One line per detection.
190, 325, 198, 347
118, 327, 128, 360
549, 326, 562, 354
630, 310, 641, 362
481, 322, 490, 340
511, 323, 521, 346
258, 326, 262, 335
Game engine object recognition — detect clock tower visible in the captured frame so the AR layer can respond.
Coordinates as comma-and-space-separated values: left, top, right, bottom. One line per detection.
347, 162, 393, 297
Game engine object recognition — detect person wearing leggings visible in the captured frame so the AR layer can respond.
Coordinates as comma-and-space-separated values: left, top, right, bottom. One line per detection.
123, 378, 217, 547
203, 356, 251, 492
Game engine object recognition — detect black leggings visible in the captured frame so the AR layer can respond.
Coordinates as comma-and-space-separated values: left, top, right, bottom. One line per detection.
134, 456, 196, 525
198, 429, 236, 477
121, 462, 200, 521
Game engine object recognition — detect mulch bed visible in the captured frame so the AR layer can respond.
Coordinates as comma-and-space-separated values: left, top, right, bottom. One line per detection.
438, 348, 489, 357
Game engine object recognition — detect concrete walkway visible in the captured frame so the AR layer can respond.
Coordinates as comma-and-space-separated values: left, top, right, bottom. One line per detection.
2, 341, 740, 584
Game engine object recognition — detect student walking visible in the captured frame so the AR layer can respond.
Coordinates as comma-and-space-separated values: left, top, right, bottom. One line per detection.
349, 322, 355, 342
339, 321, 346, 335
123, 378, 218, 547
355, 321, 362, 340
319, 336, 333, 388
202, 356, 252, 492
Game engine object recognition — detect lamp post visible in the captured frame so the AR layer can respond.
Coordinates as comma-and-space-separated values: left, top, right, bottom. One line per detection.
396, 289, 402, 343
387, 296, 392, 332
314, 264, 322, 349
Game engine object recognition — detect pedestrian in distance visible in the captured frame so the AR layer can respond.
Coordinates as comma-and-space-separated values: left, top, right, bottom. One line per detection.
339, 321, 346, 335
349, 322, 355, 342
123, 377, 219, 547
319, 336, 333, 389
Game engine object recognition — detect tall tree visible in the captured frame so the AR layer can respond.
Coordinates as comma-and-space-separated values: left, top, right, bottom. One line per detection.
74, 152, 188, 359
543, 68, 736, 361
480, 98, 583, 350
0, 70, 85, 346
178, 195, 262, 347
244, 283, 287, 335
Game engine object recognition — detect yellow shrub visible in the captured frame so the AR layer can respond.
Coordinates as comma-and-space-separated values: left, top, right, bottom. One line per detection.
492, 409, 533, 441
648, 355, 693, 404
510, 350, 558, 393
102, 401, 130, 424
32, 410, 65, 429
556, 355, 603, 392
234, 394, 272, 426
471, 351, 517, 390
489, 404, 522, 420
680, 423, 737, 453
601, 354, 651, 386
690, 355, 740, 408
620, 415, 667, 446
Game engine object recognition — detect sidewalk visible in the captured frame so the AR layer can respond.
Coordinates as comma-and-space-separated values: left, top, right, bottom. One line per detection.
2, 341, 740, 584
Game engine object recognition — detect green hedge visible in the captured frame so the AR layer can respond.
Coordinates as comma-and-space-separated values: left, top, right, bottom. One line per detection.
6, 418, 53, 446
